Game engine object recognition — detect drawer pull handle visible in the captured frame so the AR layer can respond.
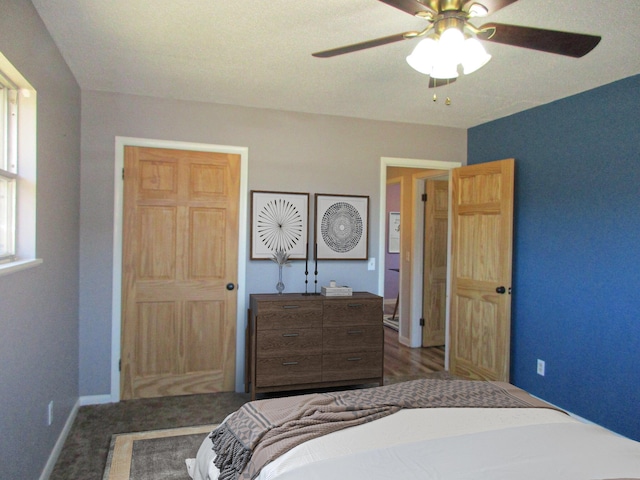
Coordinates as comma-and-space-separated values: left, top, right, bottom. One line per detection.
347, 357, 362, 362
347, 330, 364, 335
282, 333, 299, 337
282, 305, 300, 309
348, 303, 363, 308
282, 361, 299, 366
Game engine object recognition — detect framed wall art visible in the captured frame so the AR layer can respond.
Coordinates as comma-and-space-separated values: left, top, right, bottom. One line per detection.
251, 190, 309, 260
315, 194, 369, 260
388, 212, 400, 253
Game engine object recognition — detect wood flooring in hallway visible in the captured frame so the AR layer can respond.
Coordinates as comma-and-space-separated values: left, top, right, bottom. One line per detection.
383, 326, 446, 382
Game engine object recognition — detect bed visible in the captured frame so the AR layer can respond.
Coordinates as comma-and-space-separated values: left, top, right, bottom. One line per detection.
186, 379, 640, 480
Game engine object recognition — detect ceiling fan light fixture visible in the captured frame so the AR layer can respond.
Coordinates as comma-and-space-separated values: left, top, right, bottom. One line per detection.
461, 37, 492, 74
406, 25, 490, 79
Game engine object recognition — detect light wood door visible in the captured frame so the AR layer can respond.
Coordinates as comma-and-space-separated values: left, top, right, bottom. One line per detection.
121, 146, 240, 399
422, 180, 448, 347
449, 159, 514, 381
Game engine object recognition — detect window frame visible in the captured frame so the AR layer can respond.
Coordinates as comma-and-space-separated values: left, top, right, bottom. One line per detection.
0, 52, 40, 275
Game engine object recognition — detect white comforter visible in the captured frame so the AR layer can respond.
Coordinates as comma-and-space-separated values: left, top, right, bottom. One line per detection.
187, 408, 640, 480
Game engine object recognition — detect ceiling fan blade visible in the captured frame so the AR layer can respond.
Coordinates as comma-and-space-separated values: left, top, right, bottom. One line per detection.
429, 77, 456, 88
377, 0, 436, 17
312, 32, 416, 58
464, 0, 519, 15
478, 23, 601, 58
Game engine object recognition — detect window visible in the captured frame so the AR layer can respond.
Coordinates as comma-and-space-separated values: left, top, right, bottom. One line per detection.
0, 52, 38, 274
0, 72, 18, 262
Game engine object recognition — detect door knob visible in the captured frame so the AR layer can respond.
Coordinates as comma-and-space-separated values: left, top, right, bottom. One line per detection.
226, 283, 235, 291
496, 286, 506, 294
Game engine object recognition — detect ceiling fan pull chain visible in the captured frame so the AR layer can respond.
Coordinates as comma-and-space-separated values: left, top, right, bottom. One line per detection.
441, 78, 451, 106
431, 78, 452, 105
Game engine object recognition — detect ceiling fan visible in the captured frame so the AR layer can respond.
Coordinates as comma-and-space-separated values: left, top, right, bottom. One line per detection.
312, 0, 601, 86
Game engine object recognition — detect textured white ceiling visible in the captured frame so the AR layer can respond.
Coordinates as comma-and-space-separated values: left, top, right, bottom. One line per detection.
32, 0, 640, 128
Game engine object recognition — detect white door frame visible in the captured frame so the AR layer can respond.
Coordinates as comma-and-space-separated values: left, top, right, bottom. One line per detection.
378, 157, 461, 352
110, 137, 249, 402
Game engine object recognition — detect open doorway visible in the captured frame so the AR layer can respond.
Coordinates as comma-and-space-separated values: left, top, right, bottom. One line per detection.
378, 158, 461, 366
383, 178, 401, 331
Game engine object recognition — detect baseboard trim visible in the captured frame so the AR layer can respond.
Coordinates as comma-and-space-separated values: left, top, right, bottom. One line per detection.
80, 394, 114, 406
39, 399, 79, 480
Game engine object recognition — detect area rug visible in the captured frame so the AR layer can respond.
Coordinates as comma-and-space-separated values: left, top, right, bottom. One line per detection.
383, 314, 399, 331
103, 424, 217, 480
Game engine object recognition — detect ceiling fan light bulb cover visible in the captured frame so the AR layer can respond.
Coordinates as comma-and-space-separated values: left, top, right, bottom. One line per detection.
439, 27, 465, 60
430, 61, 459, 79
406, 37, 437, 75
461, 37, 492, 74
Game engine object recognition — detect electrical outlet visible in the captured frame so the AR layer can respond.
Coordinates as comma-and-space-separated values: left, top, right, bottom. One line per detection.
47, 401, 54, 426
537, 359, 545, 376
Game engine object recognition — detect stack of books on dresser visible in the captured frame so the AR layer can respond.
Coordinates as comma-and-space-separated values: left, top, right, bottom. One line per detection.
321, 284, 353, 296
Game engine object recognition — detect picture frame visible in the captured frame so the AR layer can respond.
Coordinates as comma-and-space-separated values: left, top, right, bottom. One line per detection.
250, 190, 309, 260
388, 212, 400, 253
315, 193, 369, 260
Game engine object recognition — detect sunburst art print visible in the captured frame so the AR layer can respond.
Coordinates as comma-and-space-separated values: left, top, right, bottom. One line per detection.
251, 191, 309, 260
258, 199, 303, 251
315, 194, 368, 260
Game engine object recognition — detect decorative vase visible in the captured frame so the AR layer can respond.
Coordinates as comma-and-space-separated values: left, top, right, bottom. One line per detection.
276, 264, 285, 294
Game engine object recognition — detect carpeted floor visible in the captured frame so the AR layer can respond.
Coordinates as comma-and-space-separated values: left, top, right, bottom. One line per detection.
50, 392, 249, 480
52, 377, 456, 479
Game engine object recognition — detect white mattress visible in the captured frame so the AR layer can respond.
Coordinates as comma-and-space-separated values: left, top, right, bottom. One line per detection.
187, 407, 640, 480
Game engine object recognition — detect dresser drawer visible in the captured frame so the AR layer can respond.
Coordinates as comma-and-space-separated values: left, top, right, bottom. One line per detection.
256, 300, 323, 330
256, 355, 322, 387
322, 298, 382, 327
257, 328, 323, 357
323, 325, 382, 354
322, 351, 383, 382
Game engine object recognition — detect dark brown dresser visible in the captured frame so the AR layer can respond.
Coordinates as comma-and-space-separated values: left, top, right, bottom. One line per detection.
248, 292, 383, 399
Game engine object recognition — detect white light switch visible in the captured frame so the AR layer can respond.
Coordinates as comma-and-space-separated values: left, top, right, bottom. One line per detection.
368, 258, 375, 271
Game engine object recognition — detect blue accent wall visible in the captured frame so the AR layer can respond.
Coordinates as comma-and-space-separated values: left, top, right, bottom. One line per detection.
468, 74, 640, 440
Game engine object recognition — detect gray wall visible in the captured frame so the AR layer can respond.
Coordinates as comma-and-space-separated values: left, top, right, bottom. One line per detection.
80, 91, 467, 396
0, 1, 81, 479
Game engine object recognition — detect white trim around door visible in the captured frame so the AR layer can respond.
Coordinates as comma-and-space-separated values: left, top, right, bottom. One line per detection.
111, 137, 249, 401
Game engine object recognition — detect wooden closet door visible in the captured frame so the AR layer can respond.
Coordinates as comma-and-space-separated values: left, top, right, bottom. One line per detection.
120, 146, 240, 399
